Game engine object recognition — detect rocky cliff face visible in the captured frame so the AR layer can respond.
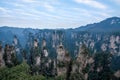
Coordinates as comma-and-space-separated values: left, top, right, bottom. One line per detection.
0, 44, 5, 67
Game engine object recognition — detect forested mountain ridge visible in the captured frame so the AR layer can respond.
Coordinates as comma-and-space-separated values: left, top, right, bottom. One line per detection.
75, 17, 120, 32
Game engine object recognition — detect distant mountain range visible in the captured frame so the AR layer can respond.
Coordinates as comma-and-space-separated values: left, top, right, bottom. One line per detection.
0, 17, 120, 54
75, 17, 120, 32
1, 16, 120, 32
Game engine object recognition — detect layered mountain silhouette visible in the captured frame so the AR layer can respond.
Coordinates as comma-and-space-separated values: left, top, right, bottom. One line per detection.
75, 17, 120, 32
0, 16, 120, 50
0, 16, 120, 34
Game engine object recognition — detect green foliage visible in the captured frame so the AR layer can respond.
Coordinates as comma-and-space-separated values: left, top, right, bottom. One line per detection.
29, 75, 46, 80
70, 73, 84, 80
0, 62, 47, 80
0, 62, 29, 80
81, 44, 89, 56
88, 52, 113, 80
55, 74, 66, 80
82, 64, 90, 74
88, 71, 99, 80
94, 52, 112, 69
11, 52, 19, 66
57, 61, 66, 68
66, 59, 72, 80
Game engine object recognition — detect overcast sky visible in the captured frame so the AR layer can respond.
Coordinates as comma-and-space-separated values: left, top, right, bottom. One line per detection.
0, 0, 120, 29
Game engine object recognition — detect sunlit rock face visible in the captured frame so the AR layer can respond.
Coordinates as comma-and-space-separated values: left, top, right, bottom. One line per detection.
0, 45, 5, 67
42, 39, 46, 48
56, 43, 71, 76
5, 45, 12, 64
12, 36, 22, 63
35, 56, 40, 66
109, 35, 118, 55
72, 64, 78, 73
41, 39, 49, 57
43, 49, 48, 57
57, 67, 67, 76
116, 36, 120, 44
57, 43, 65, 62
74, 44, 94, 80
109, 35, 117, 49
118, 46, 120, 56
14, 38, 17, 45
114, 70, 120, 78
90, 41, 95, 49
101, 43, 107, 52
52, 31, 57, 48
13, 36, 18, 46
30, 39, 41, 75
4, 45, 16, 66
34, 39, 38, 48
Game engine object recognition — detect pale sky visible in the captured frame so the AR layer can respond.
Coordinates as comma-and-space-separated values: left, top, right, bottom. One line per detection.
0, 0, 120, 29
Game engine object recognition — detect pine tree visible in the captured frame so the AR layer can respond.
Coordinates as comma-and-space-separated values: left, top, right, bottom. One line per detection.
88, 52, 113, 80
66, 59, 72, 80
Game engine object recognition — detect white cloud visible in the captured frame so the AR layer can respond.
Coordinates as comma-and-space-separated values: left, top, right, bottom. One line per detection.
74, 0, 107, 9
15, 0, 56, 12
72, 7, 111, 18
0, 7, 13, 17
10, 3, 25, 7
0, 7, 5, 11
0, 7, 8, 13
43, 3, 55, 12
21, 0, 38, 3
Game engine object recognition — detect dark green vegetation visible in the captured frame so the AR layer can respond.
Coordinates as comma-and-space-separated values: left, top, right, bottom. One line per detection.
0, 54, 118, 80
0, 62, 49, 80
